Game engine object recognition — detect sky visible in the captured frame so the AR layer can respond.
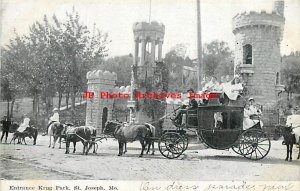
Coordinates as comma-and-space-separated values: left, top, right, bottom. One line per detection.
1, 0, 299, 59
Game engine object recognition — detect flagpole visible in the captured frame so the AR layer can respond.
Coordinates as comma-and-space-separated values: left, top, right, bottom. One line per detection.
0, 0, 2, 98
196, 0, 203, 91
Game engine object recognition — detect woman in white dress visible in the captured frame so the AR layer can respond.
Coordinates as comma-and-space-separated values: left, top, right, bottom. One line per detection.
17, 114, 30, 133
223, 75, 244, 101
243, 103, 258, 130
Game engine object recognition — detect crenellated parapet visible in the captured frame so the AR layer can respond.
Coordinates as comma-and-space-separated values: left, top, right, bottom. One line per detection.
85, 69, 117, 133
87, 70, 117, 83
232, 10, 285, 34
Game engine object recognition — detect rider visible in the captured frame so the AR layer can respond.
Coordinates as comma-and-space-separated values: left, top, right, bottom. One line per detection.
43, 108, 60, 136
1, 116, 11, 143
17, 114, 30, 133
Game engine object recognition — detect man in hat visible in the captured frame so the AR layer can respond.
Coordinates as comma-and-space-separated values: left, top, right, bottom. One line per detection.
43, 108, 60, 136
172, 88, 198, 126
1, 116, 11, 143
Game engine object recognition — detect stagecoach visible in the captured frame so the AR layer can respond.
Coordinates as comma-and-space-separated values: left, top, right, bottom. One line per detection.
158, 99, 271, 160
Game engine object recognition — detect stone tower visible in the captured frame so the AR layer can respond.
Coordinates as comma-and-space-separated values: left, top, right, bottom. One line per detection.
232, 0, 285, 106
85, 70, 117, 132
128, 21, 166, 123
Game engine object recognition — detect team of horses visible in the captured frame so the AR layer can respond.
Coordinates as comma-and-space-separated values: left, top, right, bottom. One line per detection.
3, 119, 300, 160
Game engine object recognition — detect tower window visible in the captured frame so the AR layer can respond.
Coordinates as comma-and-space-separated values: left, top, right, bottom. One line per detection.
243, 44, 252, 64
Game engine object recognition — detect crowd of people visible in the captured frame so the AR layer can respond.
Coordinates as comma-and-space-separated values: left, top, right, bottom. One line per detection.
173, 74, 265, 130
201, 74, 244, 101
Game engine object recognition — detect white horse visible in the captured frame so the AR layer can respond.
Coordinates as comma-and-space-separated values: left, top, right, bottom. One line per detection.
48, 122, 64, 149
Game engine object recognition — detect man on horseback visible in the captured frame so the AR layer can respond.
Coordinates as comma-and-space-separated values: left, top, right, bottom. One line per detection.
43, 108, 60, 136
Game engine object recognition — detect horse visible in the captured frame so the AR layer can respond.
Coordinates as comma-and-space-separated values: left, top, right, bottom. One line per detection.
9, 125, 38, 145
48, 122, 64, 149
144, 123, 156, 155
9, 122, 19, 133
103, 121, 154, 157
275, 125, 300, 161
63, 125, 97, 155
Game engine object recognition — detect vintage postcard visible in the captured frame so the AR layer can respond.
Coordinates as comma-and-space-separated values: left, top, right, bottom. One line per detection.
0, 0, 299, 190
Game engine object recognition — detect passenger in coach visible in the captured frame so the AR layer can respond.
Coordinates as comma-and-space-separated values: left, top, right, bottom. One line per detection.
202, 76, 222, 92
222, 75, 244, 101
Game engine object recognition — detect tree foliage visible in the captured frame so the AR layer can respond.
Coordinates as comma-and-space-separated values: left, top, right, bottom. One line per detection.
1, 8, 109, 122
164, 45, 195, 92
203, 40, 234, 79
100, 55, 133, 86
281, 52, 300, 95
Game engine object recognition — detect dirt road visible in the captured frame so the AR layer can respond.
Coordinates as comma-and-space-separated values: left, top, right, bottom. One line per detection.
0, 134, 299, 180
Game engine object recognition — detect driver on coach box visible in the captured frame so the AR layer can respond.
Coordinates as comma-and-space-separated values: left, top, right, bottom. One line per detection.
172, 88, 198, 126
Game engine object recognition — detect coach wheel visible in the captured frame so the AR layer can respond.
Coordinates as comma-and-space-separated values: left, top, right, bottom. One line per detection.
182, 135, 189, 152
158, 132, 185, 159
231, 144, 243, 155
239, 129, 271, 160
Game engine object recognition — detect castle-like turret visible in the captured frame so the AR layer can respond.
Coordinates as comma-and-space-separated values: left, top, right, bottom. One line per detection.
85, 70, 117, 132
232, 0, 285, 106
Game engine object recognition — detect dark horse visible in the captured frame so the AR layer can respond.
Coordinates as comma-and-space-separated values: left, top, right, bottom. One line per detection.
104, 121, 155, 157
10, 125, 38, 145
275, 125, 300, 161
63, 125, 96, 155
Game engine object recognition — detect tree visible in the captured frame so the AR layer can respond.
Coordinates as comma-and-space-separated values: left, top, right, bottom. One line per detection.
58, 9, 109, 121
1, 8, 109, 123
101, 55, 133, 86
164, 45, 195, 92
203, 40, 234, 79
281, 52, 300, 100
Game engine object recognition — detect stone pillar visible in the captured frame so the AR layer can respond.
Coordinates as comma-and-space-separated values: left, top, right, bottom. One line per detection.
140, 38, 146, 66
158, 40, 163, 61
134, 39, 139, 65
151, 39, 156, 65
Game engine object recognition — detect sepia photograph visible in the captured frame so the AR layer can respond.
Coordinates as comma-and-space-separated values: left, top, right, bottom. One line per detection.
0, 0, 299, 190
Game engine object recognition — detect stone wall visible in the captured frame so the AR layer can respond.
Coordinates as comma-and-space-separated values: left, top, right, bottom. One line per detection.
85, 70, 117, 133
